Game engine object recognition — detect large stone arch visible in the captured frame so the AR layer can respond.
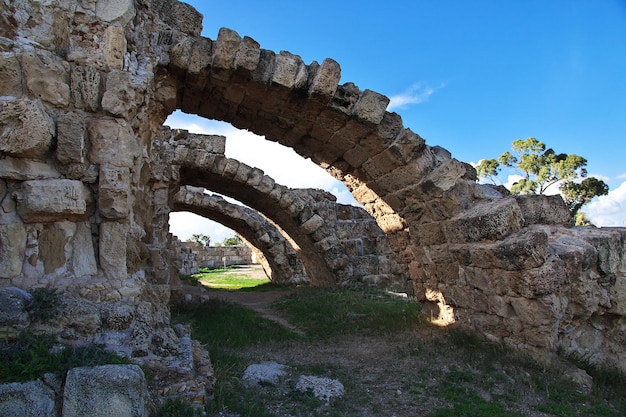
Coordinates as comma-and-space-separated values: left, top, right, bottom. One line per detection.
173, 185, 308, 284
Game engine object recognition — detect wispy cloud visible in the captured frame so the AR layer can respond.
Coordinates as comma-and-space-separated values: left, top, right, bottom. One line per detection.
387, 82, 443, 111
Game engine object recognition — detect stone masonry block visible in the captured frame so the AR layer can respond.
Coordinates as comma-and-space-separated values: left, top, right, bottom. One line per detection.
0, 97, 54, 158
272, 51, 307, 89
21, 50, 70, 107
99, 221, 128, 280
308, 58, 341, 100
235, 36, 261, 72
352, 89, 389, 125
212, 28, 241, 71
57, 112, 87, 164
0, 53, 23, 97
15, 179, 93, 223
70, 64, 102, 111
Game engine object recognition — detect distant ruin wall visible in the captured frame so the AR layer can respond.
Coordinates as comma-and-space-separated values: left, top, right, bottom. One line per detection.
183, 243, 254, 269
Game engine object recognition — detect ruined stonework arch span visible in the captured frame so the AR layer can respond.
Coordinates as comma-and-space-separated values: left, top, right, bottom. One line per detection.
173, 186, 308, 284
1, 0, 625, 374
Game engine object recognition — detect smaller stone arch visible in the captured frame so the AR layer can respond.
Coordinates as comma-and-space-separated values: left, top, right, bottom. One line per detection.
155, 126, 405, 287
173, 185, 308, 284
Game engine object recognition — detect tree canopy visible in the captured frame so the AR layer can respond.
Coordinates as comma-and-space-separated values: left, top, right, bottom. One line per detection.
189, 233, 210, 247
475, 137, 608, 218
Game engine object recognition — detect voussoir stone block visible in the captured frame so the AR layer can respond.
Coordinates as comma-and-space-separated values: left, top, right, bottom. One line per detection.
352, 89, 389, 125
309, 58, 341, 99
272, 51, 307, 89
0, 97, 54, 158
235, 36, 261, 72
15, 179, 93, 223
212, 28, 241, 71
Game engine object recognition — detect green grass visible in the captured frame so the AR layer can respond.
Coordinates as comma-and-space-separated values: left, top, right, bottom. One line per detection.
172, 299, 299, 349
274, 285, 423, 339
173, 271, 626, 417
193, 266, 272, 290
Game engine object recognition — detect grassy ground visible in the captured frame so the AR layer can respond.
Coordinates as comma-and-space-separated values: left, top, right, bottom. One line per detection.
172, 269, 626, 417
193, 266, 273, 290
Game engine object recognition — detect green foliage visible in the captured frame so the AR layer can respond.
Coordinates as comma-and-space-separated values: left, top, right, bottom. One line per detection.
0, 332, 131, 383
173, 299, 299, 349
27, 287, 62, 322
194, 268, 271, 290
476, 137, 609, 216
158, 398, 203, 417
561, 177, 609, 217
189, 233, 210, 247
222, 234, 243, 246
275, 285, 422, 339
475, 158, 500, 184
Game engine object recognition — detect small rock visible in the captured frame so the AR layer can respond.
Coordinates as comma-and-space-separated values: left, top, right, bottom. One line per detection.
242, 362, 288, 387
295, 375, 344, 402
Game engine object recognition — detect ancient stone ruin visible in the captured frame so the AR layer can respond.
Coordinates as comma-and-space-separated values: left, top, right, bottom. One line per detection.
1, 0, 625, 411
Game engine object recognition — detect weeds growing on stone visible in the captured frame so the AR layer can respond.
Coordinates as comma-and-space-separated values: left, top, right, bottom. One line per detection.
27, 286, 62, 322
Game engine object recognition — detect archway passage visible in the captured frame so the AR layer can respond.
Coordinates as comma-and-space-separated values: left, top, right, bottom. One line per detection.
173, 186, 308, 284
157, 127, 404, 287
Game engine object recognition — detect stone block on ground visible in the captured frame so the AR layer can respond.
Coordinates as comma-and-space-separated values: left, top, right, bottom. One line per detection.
62, 364, 148, 417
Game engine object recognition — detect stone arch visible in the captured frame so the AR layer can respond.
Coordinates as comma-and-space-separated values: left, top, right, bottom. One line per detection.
173, 185, 308, 284
161, 26, 481, 286
157, 127, 403, 287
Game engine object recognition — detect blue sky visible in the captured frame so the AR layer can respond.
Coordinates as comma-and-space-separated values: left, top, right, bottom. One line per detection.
168, 0, 626, 242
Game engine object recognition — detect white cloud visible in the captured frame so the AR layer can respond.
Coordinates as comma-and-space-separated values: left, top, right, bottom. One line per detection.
387, 82, 442, 111
583, 180, 626, 227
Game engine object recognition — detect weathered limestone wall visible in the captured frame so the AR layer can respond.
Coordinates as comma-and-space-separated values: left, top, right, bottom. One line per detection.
187, 244, 254, 268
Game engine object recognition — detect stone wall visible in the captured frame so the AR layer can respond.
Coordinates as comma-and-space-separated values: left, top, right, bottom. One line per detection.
0, 0, 624, 379
187, 244, 254, 268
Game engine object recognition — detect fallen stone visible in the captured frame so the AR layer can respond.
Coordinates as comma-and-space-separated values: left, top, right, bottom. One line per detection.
242, 362, 288, 387
0, 379, 56, 417
62, 364, 148, 417
295, 375, 345, 402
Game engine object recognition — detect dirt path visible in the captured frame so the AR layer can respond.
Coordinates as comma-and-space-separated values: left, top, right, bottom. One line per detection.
203, 265, 303, 334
